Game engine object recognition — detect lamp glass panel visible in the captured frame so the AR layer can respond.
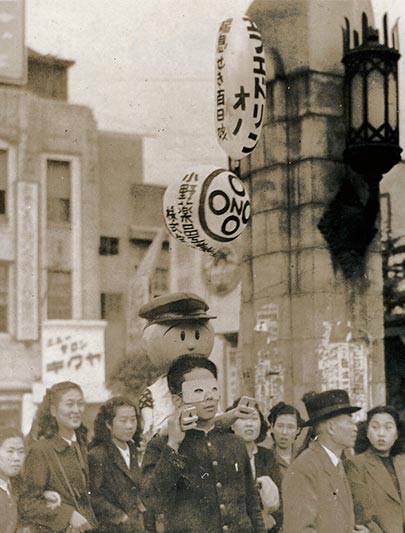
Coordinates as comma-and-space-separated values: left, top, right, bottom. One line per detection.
388, 71, 398, 128
367, 68, 385, 129
351, 73, 363, 128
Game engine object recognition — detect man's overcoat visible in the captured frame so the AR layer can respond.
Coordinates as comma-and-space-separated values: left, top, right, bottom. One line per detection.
282, 440, 355, 533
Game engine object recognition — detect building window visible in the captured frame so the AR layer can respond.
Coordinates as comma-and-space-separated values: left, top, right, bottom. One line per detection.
47, 270, 72, 319
47, 160, 71, 225
99, 236, 119, 256
0, 263, 8, 332
0, 150, 7, 217
151, 267, 169, 298
101, 292, 123, 322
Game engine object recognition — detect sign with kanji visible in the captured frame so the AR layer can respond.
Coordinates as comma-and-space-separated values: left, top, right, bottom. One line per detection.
41, 320, 107, 387
163, 166, 250, 255
0, 0, 26, 85
215, 16, 266, 160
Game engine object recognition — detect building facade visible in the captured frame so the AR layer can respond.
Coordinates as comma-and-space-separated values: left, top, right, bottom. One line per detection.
0, 49, 169, 431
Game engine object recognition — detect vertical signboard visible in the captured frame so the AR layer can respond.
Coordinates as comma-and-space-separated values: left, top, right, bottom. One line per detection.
16, 181, 39, 340
0, 0, 26, 85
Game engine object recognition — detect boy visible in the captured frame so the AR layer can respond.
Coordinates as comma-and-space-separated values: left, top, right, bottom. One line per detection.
141, 354, 265, 533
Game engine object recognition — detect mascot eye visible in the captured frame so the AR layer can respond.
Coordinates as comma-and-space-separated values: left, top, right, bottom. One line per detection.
180, 331, 186, 341
195, 330, 200, 340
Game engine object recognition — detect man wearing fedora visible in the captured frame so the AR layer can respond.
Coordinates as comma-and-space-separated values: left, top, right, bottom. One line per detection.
282, 389, 369, 533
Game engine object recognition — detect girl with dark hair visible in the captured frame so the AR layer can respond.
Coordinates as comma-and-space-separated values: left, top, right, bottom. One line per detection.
267, 402, 303, 478
346, 405, 405, 533
19, 381, 98, 532
0, 427, 25, 533
88, 397, 144, 532
228, 399, 282, 532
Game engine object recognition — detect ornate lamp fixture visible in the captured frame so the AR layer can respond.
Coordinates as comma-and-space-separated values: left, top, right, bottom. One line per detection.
342, 13, 402, 183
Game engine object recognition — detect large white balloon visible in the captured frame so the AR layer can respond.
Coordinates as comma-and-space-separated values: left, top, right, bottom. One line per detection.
163, 166, 251, 255
215, 16, 267, 161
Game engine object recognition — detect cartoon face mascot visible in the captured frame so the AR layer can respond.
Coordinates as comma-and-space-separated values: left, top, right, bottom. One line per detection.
138, 292, 216, 437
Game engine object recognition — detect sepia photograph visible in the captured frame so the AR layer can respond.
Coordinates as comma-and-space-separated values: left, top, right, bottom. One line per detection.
0, 0, 404, 531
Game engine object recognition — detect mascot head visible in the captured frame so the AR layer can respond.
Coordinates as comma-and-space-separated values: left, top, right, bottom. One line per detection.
139, 292, 215, 373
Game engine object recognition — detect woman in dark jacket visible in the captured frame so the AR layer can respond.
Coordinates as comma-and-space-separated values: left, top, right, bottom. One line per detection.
345, 405, 405, 533
19, 381, 98, 532
88, 397, 144, 532
228, 399, 282, 532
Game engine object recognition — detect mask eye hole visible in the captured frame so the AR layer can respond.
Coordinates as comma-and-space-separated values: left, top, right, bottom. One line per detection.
195, 330, 200, 340
180, 331, 186, 341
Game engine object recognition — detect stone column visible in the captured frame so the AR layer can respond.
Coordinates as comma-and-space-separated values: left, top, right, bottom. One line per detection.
238, 0, 385, 416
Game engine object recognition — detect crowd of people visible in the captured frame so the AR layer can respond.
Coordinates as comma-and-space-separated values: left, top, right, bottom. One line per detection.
1, 353, 404, 533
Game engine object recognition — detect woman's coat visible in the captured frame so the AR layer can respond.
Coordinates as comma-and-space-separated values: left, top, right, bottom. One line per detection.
19, 434, 98, 532
345, 449, 405, 533
88, 440, 144, 532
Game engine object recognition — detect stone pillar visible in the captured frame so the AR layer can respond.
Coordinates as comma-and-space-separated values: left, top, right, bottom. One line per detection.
238, 0, 385, 416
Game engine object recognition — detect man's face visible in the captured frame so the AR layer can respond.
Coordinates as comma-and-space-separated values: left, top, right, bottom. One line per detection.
0, 437, 25, 479
180, 368, 220, 422
329, 413, 358, 449
143, 320, 214, 371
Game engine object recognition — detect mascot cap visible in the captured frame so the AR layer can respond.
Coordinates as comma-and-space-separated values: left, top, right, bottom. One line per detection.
139, 292, 216, 324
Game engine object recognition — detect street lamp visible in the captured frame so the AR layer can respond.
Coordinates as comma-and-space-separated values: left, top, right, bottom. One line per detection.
342, 13, 402, 183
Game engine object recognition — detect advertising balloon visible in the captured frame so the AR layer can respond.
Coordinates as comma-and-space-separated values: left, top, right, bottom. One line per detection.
215, 16, 267, 161
163, 166, 251, 255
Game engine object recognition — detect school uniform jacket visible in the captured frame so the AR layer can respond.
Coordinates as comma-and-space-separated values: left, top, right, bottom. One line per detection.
141, 427, 266, 533
282, 440, 355, 533
345, 449, 405, 533
88, 440, 144, 532
19, 434, 98, 533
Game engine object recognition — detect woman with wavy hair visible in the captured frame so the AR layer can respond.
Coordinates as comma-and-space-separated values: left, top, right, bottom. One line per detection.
346, 405, 405, 533
88, 396, 144, 532
19, 381, 98, 532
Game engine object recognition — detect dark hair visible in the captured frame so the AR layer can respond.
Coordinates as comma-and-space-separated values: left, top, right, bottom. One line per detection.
226, 398, 268, 443
33, 381, 87, 441
0, 427, 24, 447
267, 401, 305, 428
90, 396, 142, 448
355, 405, 402, 455
167, 354, 217, 396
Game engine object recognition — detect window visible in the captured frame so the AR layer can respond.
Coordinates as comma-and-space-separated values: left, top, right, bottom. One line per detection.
0, 150, 7, 217
99, 236, 119, 256
0, 264, 8, 332
47, 270, 72, 319
47, 160, 71, 224
101, 293, 123, 322
151, 267, 169, 298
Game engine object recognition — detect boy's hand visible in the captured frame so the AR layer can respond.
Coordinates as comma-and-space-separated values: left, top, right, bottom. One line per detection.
167, 407, 197, 452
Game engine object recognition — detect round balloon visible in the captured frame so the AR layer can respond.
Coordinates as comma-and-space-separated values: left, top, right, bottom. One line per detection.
215, 16, 266, 161
163, 166, 251, 255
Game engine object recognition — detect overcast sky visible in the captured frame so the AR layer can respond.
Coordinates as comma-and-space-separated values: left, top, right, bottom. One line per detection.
26, 0, 404, 184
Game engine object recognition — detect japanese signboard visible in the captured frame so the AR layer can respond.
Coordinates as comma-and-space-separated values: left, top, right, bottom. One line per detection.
41, 320, 107, 388
318, 321, 369, 420
215, 16, 266, 160
0, 0, 27, 85
163, 166, 250, 256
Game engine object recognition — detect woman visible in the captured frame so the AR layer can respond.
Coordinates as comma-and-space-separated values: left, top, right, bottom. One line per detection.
19, 381, 98, 532
228, 398, 282, 532
88, 397, 144, 532
267, 402, 303, 478
0, 427, 25, 533
346, 405, 405, 533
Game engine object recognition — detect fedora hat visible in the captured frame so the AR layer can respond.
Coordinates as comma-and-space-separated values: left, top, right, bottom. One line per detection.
139, 292, 216, 324
302, 389, 361, 427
